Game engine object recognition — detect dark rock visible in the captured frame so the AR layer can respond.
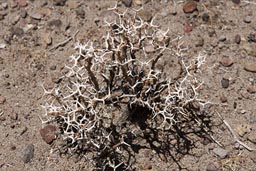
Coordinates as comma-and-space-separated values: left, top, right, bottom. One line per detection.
183, 1, 197, 13
47, 19, 62, 29
234, 34, 241, 44
248, 33, 256, 43
21, 144, 34, 163
232, 0, 240, 4
122, 0, 132, 7
202, 12, 209, 22
221, 78, 229, 88
53, 0, 67, 6
40, 125, 58, 144
195, 36, 204, 47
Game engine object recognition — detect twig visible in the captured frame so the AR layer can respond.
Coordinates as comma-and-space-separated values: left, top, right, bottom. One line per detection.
50, 30, 79, 51
217, 112, 256, 151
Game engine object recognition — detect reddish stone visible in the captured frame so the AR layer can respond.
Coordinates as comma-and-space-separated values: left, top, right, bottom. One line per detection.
184, 23, 193, 33
17, 0, 28, 7
40, 125, 58, 144
183, 1, 197, 13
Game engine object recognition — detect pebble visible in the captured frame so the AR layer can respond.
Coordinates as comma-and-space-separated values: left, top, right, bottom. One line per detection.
12, 15, 20, 25
122, 0, 132, 7
40, 7, 52, 17
17, 0, 28, 7
144, 44, 155, 53
40, 125, 58, 144
247, 85, 256, 94
20, 9, 27, 18
10, 26, 24, 37
21, 144, 34, 163
0, 96, 6, 104
220, 57, 233, 67
67, 1, 80, 9
221, 78, 229, 88
1, 2, 8, 9
232, 0, 240, 4
244, 63, 256, 73
76, 8, 85, 19
234, 34, 241, 44
244, 15, 252, 23
220, 94, 227, 103
11, 1, 18, 8
137, 10, 152, 22
42, 32, 52, 45
212, 147, 228, 159
184, 23, 193, 33
202, 12, 209, 22
47, 19, 62, 29
195, 36, 204, 47
247, 131, 256, 144
30, 12, 42, 20
10, 144, 16, 150
206, 161, 221, 171
248, 33, 256, 43
0, 43, 6, 49
183, 1, 197, 13
235, 124, 251, 137
219, 35, 226, 42
53, 0, 67, 6
10, 112, 18, 120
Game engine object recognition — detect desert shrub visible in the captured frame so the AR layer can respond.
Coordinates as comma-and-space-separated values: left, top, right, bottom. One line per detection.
41, 6, 210, 170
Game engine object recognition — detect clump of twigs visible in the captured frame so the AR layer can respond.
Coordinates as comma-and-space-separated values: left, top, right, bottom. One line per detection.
41, 6, 210, 170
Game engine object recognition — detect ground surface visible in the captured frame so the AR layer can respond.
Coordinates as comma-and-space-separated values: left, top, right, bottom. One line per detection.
0, 0, 256, 171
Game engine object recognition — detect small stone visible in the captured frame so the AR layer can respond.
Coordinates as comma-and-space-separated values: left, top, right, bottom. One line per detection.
10, 144, 16, 150
221, 78, 229, 88
1, 2, 8, 9
144, 163, 152, 170
0, 96, 6, 104
17, 0, 27, 7
248, 32, 256, 43
76, 8, 85, 19
184, 23, 193, 33
40, 125, 57, 144
122, 0, 132, 7
42, 32, 52, 45
244, 15, 252, 23
247, 131, 256, 144
133, 0, 143, 5
220, 94, 227, 103
20, 9, 27, 18
235, 124, 251, 137
220, 57, 233, 67
11, 15, 20, 25
137, 10, 152, 22
183, 1, 197, 13
195, 36, 204, 47
40, 7, 52, 17
0, 43, 6, 49
10, 26, 24, 37
206, 161, 221, 171
10, 1, 18, 8
213, 147, 228, 159
202, 12, 209, 22
219, 35, 226, 42
244, 63, 256, 73
247, 85, 256, 94
67, 0, 80, 9
10, 112, 18, 120
234, 34, 241, 44
50, 65, 56, 70
48, 19, 62, 29
243, 44, 256, 57
21, 144, 34, 163
144, 44, 155, 53
30, 12, 42, 20
53, 0, 67, 6
232, 0, 240, 4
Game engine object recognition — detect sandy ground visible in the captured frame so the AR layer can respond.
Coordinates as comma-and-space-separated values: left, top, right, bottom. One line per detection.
0, 0, 256, 170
